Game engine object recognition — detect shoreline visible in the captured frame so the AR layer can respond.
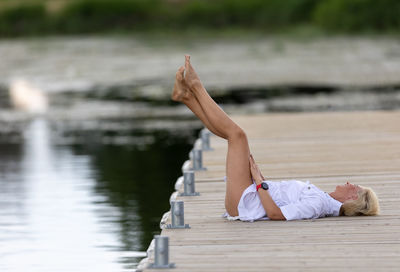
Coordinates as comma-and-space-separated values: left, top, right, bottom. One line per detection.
1, 35, 399, 95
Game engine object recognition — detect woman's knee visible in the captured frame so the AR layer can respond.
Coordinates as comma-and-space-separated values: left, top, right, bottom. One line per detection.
228, 126, 247, 141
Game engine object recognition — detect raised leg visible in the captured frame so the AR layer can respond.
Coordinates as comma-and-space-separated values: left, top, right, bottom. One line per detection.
182, 55, 253, 216
224, 131, 253, 216
172, 66, 227, 139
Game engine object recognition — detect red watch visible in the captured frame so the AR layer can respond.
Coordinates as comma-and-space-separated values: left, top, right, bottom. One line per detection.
256, 182, 269, 191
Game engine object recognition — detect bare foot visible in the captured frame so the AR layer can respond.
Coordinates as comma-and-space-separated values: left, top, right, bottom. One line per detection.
171, 66, 189, 102
172, 55, 204, 101
184, 55, 204, 93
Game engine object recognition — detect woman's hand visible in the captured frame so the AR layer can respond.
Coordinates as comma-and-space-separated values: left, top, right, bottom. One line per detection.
250, 154, 285, 220
249, 154, 265, 185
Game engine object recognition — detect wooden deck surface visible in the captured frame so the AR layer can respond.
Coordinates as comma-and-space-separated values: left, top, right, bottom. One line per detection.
143, 111, 400, 272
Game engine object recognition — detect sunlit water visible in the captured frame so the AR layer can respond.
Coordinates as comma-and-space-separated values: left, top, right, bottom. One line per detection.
2, 36, 399, 272
0, 118, 197, 271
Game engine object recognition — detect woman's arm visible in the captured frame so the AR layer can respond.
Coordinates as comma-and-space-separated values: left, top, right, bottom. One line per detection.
250, 155, 286, 220
257, 188, 286, 220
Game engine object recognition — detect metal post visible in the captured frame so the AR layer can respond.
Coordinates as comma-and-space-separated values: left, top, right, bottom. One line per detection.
200, 129, 213, 151
149, 235, 175, 269
166, 201, 190, 229
189, 149, 194, 160
191, 149, 206, 171
180, 170, 200, 196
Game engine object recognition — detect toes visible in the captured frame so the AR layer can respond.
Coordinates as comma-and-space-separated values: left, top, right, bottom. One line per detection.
185, 55, 191, 70
176, 66, 184, 80
179, 66, 185, 79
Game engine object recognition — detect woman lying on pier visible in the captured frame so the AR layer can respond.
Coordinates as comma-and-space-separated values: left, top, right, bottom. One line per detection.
172, 55, 380, 221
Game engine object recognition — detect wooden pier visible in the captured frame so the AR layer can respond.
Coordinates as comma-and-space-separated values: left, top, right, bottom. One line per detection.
143, 111, 400, 271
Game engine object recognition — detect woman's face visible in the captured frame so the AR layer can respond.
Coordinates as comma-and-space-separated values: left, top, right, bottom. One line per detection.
334, 182, 361, 201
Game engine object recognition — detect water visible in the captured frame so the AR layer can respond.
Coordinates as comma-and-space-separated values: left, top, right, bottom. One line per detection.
1, 35, 399, 272
0, 117, 198, 271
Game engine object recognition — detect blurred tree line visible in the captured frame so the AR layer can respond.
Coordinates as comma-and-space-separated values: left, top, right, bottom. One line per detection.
0, 0, 399, 37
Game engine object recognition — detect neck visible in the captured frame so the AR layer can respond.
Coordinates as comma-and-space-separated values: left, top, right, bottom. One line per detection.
329, 192, 344, 203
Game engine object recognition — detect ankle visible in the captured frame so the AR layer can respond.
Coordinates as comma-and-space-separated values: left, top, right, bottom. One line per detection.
189, 81, 204, 93
181, 91, 193, 103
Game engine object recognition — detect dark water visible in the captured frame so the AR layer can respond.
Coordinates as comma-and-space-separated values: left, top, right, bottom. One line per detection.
2, 80, 399, 272
0, 118, 198, 271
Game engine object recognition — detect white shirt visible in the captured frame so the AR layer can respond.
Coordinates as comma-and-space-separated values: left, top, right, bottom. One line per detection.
234, 180, 342, 221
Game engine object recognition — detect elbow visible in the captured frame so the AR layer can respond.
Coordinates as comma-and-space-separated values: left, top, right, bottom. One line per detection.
267, 211, 286, 221
269, 214, 285, 221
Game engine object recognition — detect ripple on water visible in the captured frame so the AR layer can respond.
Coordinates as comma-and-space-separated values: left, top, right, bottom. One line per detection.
0, 117, 198, 271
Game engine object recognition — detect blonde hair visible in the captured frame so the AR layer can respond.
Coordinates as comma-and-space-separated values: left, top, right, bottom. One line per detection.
340, 186, 380, 216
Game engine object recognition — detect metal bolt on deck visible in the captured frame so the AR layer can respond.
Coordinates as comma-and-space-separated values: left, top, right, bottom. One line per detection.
200, 128, 213, 151
180, 170, 200, 196
191, 149, 207, 171
166, 201, 190, 229
148, 235, 175, 269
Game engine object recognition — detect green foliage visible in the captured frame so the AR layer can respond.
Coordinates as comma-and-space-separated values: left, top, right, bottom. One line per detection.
176, 0, 319, 28
0, 4, 47, 36
54, 0, 321, 33
57, 0, 160, 33
0, 0, 398, 37
314, 0, 400, 32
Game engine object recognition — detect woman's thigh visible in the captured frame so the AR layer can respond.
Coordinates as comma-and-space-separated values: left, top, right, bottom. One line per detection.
224, 133, 253, 216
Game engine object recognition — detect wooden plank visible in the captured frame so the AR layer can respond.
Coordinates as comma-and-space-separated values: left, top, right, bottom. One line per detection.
142, 111, 400, 272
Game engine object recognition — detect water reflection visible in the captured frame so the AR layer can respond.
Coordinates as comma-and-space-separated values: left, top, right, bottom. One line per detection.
0, 118, 197, 271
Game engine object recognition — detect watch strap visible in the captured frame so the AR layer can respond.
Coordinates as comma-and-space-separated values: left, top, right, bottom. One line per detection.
256, 182, 269, 191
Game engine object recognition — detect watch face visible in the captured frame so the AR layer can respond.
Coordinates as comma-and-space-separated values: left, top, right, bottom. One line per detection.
261, 183, 269, 190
